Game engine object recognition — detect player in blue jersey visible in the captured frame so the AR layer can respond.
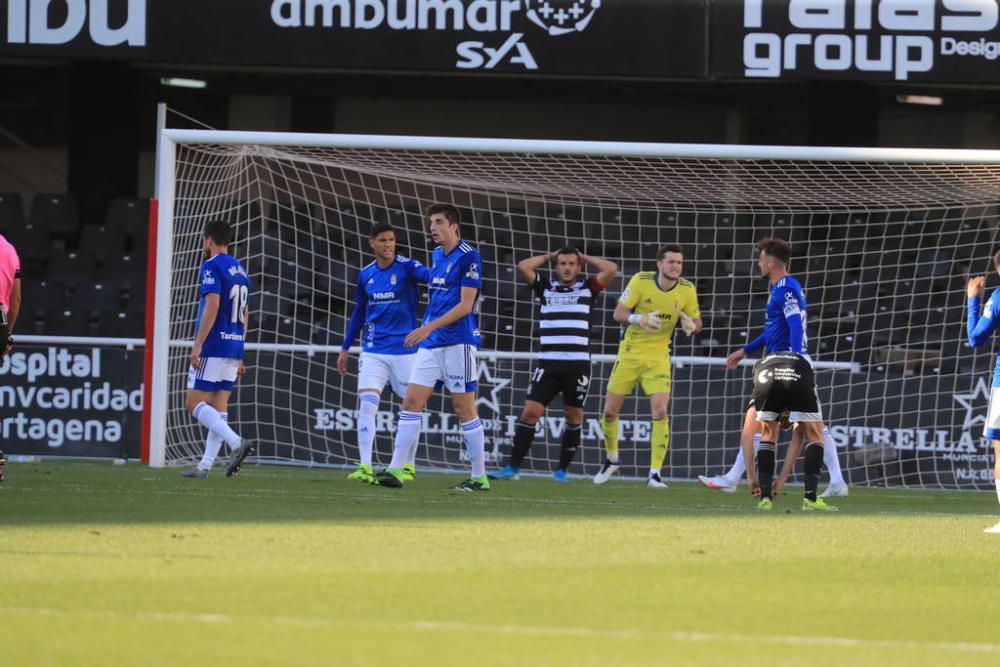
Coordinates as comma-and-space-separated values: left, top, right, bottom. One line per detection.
338, 222, 430, 484
965, 260, 1000, 534
182, 220, 254, 479
723, 237, 836, 511
375, 203, 488, 491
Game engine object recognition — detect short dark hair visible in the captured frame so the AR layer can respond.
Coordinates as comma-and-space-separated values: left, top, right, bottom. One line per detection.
758, 237, 791, 266
424, 203, 461, 226
370, 222, 394, 239
657, 243, 684, 260
992, 248, 1000, 270
203, 219, 232, 246
555, 246, 581, 261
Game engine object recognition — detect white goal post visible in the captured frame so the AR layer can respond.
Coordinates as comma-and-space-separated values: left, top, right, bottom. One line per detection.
148, 130, 1000, 490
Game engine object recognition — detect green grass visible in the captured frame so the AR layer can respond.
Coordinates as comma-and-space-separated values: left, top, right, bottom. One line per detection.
2, 460, 999, 667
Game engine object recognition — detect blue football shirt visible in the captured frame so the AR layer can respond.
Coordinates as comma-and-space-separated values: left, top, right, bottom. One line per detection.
761, 276, 809, 356
421, 241, 482, 349
968, 291, 1000, 388
195, 253, 250, 359
341, 255, 429, 355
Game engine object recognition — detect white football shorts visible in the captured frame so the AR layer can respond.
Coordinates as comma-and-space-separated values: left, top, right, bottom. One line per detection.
408, 344, 478, 394
357, 352, 416, 398
187, 357, 241, 392
984, 386, 1000, 440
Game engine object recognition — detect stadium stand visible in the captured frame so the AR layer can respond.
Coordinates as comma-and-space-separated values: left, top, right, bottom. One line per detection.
29, 193, 78, 244
0, 192, 25, 233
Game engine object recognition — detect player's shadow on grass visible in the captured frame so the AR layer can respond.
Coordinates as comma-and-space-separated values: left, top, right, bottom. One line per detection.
1, 461, 994, 525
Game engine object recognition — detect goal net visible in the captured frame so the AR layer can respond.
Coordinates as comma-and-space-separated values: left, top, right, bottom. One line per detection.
149, 132, 1000, 490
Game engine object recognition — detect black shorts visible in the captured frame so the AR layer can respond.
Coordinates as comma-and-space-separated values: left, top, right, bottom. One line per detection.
525, 361, 591, 409
752, 353, 823, 423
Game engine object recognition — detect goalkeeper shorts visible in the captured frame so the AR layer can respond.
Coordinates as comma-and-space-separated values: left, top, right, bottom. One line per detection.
606, 353, 672, 396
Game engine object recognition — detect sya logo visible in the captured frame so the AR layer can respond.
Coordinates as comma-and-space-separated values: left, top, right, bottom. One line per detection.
743, 0, 1000, 81
459, 0, 602, 69
5, 0, 146, 47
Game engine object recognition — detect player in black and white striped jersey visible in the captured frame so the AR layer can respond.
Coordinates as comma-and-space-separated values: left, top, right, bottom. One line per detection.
490, 247, 618, 482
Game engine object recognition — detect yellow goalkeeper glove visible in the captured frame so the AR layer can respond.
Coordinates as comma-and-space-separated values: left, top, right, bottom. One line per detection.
679, 313, 696, 336
628, 311, 661, 332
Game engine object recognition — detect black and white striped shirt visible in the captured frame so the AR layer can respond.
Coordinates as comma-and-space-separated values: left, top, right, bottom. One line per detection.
532, 274, 605, 362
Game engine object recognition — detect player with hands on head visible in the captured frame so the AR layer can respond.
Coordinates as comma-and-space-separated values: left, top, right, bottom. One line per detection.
490, 247, 617, 482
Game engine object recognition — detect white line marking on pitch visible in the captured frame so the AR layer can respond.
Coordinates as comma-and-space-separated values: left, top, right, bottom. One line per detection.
2, 607, 999, 654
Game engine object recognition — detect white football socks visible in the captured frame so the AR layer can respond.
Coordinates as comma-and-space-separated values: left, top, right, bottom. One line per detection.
357, 393, 379, 466
725, 433, 759, 483
405, 427, 420, 467
462, 418, 486, 478
389, 411, 422, 469
193, 402, 241, 448
197, 413, 226, 471
823, 427, 845, 485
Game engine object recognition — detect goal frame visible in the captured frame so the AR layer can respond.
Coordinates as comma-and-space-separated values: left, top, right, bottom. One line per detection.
145, 130, 1000, 468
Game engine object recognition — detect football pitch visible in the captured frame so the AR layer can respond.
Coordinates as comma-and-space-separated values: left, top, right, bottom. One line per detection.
2, 460, 999, 667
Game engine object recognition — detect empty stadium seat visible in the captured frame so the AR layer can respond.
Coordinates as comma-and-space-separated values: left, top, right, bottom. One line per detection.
97, 310, 144, 337
48, 252, 97, 282
105, 196, 150, 233
44, 307, 90, 336
0, 192, 24, 233
30, 193, 79, 242
19, 278, 57, 307
77, 283, 123, 311
5, 220, 51, 264
102, 253, 147, 282
78, 225, 127, 262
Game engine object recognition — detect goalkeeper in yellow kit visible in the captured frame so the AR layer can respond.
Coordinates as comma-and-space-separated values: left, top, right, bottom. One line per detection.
594, 244, 702, 488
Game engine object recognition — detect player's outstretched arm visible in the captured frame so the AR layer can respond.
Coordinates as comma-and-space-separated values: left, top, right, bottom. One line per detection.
409, 258, 431, 283
516, 252, 555, 285
580, 253, 618, 287
727, 331, 766, 368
